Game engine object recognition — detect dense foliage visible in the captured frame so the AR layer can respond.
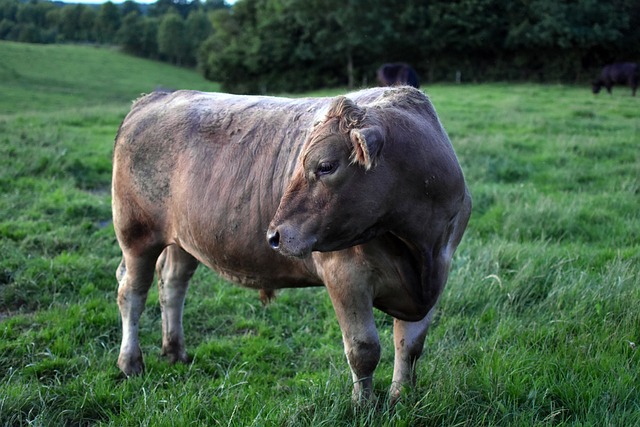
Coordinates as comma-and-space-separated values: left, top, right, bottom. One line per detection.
1, 0, 639, 92
0, 0, 225, 66
201, 0, 640, 93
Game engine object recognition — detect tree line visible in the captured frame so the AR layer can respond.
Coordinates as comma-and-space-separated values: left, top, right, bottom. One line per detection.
2, 0, 639, 94
0, 0, 225, 66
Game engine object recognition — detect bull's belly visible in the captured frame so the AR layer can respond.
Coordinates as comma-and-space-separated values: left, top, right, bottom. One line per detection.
176, 232, 322, 290
209, 264, 322, 289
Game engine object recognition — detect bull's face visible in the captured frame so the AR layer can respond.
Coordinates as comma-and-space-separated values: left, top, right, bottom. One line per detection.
267, 97, 387, 258
592, 82, 602, 94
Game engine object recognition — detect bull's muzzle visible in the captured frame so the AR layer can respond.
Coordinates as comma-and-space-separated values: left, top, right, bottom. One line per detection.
266, 224, 316, 258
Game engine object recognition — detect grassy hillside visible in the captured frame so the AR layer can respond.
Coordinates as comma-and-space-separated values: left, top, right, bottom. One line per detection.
1, 42, 639, 425
0, 41, 218, 115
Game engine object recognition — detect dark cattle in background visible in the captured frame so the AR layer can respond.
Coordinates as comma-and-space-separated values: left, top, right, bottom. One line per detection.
592, 63, 638, 96
111, 86, 470, 403
376, 63, 420, 88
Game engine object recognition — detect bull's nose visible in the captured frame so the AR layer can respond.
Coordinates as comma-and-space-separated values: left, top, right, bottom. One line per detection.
267, 229, 280, 250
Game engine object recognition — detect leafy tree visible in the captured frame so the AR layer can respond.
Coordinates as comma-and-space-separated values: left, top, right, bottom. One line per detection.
199, 8, 244, 86
44, 7, 61, 35
200, 0, 282, 92
78, 6, 96, 42
185, 9, 211, 65
94, 1, 120, 44
203, 0, 227, 11
120, 13, 159, 58
118, 11, 145, 55
58, 5, 85, 42
200, 0, 418, 93
140, 17, 160, 58
380, 0, 430, 72
310, 0, 400, 87
424, 0, 510, 81
0, 18, 14, 39
502, 0, 633, 80
150, 0, 177, 16
0, 0, 18, 22
120, 1, 141, 18
17, 22, 41, 43
151, 0, 197, 18
157, 12, 188, 65
16, 1, 54, 27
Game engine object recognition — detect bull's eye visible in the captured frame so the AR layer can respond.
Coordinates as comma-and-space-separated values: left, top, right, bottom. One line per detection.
317, 161, 336, 176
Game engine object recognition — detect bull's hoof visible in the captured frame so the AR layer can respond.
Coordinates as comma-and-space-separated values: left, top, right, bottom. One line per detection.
389, 386, 402, 407
161, 350, 191, 365
351, 392, 379, 412
118, 349, 145, 377
351, 388, 377, 407
161, 343, 191, 364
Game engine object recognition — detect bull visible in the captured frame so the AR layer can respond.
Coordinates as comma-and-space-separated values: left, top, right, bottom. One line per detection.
376, 63, 420, 88
592, 62, 638, 96
112, 86, 471, 402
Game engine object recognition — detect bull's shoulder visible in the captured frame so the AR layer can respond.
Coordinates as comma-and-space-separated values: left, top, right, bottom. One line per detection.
127, 90, 217, 116
120, 90, 217, 136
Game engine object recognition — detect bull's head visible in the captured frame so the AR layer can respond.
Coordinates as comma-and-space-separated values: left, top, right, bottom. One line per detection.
267, 96, 389, 258
591, 81, 602, 94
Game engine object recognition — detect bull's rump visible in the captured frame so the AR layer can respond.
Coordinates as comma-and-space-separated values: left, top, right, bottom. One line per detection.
112, 90, 325, 287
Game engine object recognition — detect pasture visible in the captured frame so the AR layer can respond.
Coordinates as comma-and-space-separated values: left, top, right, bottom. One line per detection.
1, 41, 639, 426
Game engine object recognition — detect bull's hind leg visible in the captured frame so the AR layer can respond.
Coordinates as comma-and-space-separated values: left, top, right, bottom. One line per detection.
156, 245, 199, 364
116, 249, 161, 376
389, 309, 433, 403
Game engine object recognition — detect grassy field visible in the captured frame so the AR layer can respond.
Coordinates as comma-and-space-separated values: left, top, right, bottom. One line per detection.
1, 40, 639, 426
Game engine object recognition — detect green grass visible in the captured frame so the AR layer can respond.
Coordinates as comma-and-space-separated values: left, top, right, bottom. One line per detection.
0, 41, 218, 115
1, 41, 639, 425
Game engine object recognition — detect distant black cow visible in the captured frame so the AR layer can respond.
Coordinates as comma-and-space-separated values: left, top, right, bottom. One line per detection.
376, 63, 420, 88
592, 63, 638, 96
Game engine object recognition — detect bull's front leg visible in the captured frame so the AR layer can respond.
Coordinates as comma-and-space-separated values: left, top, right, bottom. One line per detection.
325, 284, 381, 402
389, 309, 433, 403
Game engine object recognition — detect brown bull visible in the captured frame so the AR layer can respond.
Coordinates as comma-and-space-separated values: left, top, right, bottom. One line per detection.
112, 86, 471, 402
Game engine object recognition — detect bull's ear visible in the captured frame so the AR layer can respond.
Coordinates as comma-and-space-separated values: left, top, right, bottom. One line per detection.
350, 126, 384, 170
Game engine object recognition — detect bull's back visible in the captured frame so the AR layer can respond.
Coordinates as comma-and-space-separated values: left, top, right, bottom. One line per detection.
603, 63, 639, 83
112, 90, 325, 287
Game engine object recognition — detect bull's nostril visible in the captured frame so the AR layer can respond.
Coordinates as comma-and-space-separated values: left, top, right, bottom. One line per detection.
267, 230, 280, 249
